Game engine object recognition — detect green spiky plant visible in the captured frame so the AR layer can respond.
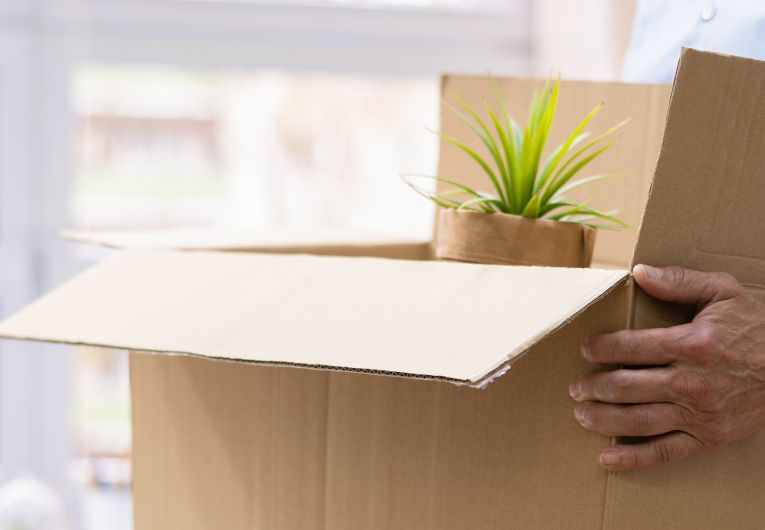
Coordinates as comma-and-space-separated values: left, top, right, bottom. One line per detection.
404, 78, 629, 229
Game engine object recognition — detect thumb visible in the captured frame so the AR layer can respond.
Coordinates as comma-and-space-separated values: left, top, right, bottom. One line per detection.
632, 264, 741, 307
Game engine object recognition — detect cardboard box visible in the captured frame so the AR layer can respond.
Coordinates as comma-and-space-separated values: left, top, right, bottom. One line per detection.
2, 48, 765, 528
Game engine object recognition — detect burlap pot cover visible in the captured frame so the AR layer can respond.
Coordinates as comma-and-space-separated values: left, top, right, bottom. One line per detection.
435, 209, 596, 267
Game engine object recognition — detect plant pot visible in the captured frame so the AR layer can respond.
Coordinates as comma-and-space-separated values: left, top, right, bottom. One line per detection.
435, 209, 596, 267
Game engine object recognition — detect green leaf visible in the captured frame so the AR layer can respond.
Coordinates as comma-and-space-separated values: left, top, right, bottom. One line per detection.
550, 201, 628, 229
535, 103, 604, 195
548, 200, 594, 221
481, 99, 516, 209
553, 173, 621, 197
529, 79, 559, 191
434, 130, 504, 197
548, 118, 629, 189
542, 141, 614, 204
457, 196, 504, 213
401, 173, 484, 199
534, 132, 589, 194
448, 98, 509, 202
521, 192, 542, 218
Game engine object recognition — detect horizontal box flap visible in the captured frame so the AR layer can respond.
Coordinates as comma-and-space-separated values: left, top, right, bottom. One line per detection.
0, 250, 627, 384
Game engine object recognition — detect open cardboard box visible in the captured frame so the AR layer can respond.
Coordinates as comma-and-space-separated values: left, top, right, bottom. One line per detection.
2, 49, 765, 528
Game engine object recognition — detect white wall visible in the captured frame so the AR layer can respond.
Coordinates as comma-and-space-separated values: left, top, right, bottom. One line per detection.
531, 0, 636, 81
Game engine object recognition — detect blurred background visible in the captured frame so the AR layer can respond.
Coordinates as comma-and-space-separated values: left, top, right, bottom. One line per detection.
0, 0, 635, 528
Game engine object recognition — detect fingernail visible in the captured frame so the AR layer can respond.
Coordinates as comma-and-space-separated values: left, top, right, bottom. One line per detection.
635, 264, 661, 280
600, 450, 621, 466
574, 406, 587, 425
569, 381, 583, 401
580, 340, 591, 361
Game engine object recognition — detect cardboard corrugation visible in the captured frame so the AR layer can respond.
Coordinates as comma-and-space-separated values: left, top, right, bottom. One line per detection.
0, 249, 628, 384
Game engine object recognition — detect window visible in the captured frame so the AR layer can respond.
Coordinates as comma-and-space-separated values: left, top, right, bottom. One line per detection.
73, 66, 439, 238
0, 0, 531, 527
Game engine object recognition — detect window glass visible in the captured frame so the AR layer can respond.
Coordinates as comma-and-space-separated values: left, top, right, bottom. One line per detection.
73, 66, 438, 238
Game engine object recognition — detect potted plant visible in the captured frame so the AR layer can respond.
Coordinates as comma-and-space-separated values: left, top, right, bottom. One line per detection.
404, 78, 628, 268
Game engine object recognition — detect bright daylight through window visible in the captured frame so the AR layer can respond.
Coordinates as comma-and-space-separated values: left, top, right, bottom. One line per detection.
0, 0, 529, 528
72, 67, 438, 237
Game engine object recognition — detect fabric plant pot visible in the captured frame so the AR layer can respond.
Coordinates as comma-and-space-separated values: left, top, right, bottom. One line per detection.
435, 209, 596, 267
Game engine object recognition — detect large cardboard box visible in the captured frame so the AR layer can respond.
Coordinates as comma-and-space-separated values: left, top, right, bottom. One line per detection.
2, 49, 765, 529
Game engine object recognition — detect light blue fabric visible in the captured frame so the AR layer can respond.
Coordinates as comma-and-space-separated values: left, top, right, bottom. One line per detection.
623, 0, 765, 83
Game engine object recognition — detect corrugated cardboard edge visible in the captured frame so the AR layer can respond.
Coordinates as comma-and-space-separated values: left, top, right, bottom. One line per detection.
0, 331, 470, 385
628, 51, 681, 270
0, 260, 628, 389
468, 272, 629, 389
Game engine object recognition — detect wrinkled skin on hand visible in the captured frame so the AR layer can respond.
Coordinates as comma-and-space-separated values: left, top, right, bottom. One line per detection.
570, 264, 765, 471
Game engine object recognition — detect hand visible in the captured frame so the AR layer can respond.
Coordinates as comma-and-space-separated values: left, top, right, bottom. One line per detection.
570, 264, 765, 471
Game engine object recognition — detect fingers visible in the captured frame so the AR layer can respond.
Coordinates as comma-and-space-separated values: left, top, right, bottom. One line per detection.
583, 325, 698, 366
574, 402, 687, 437
598, 431, 704, 471
570, 368, 675, 404
632, 264, 741, 307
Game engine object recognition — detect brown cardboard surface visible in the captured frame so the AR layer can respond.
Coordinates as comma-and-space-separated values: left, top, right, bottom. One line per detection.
438, 76, 671, 268
130, 284, 627, 530
435, 209, 596, 267
632, 48, 765, 289
2, 49, 764, 530
607, 48, 765, 530
62, 227, 432, 260
130, 353, 330, 529
0, 249, 627, 384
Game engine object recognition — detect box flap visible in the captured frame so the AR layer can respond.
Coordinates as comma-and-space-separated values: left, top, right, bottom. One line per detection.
633, 49, 765, 287
62, 227, 432, 259
0, 250, 627, 385
438, 76, 670, 268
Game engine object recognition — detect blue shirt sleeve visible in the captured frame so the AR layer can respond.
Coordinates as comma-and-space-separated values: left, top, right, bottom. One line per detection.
623, 0, 765, 84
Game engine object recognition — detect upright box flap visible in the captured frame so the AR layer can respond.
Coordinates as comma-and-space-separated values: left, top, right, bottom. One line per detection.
633, 49, 765, 287
0, 250, 627, 385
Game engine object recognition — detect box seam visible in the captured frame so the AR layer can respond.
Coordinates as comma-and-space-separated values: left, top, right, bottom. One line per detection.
601, 276, 635, 530
321, 373, 332, 530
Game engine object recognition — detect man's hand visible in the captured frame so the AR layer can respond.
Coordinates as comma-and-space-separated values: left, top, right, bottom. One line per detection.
570, 264, 765, 471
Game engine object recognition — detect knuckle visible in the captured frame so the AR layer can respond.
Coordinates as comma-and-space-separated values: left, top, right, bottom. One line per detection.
703, 426, 727, 449
593, 376, 616, 401
671, 371, 720, 405
686, 323, 723, 357
622, 407, 650, 436
596, 370, 631, 401
651, 439, 674, 465
664, 266, 687, 288
620, 331, 642, 358
588, 332, 629, 364
713, 272, 741, 294
692, 410, 728, 448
